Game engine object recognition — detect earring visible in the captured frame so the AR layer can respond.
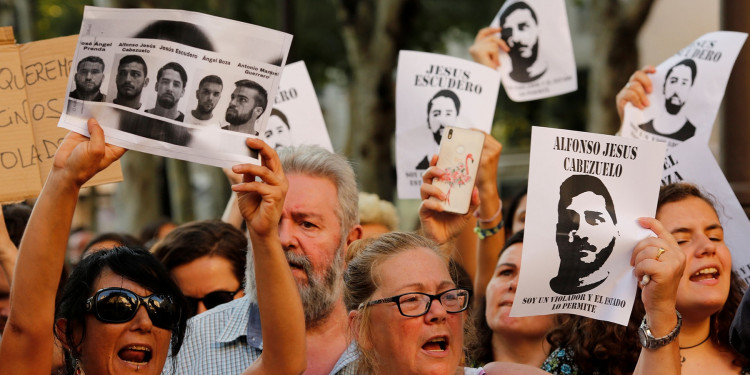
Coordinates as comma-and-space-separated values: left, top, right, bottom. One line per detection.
74, 359, 85, 375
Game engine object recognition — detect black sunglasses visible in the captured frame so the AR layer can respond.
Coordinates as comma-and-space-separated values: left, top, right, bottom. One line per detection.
84, 287, 179, 330
185, 287, 242, 315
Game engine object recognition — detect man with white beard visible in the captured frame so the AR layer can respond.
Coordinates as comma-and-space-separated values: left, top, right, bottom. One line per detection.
166, 144, 363, 375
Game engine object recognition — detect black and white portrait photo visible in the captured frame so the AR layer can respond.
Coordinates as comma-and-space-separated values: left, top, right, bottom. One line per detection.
416, 89, 461, 170
186, 75, 224, 129
112, 55, 149, 110
499, 1, 546, 83
637, 58, 697, 142
70, 56, 107, 102
551, 174, 619, 295
264, 108, 292, 150
222, 79, 268, 136
146, 62, 188, 122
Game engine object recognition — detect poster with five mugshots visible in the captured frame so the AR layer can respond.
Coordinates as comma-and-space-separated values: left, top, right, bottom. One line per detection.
261, 61, 333, 152
511, 127, 666, 325
662, 144, 750, 286
58, 6, 292, 167
395, 50, 500, 199
621, 31, 747, 149
490, 0, 577, 102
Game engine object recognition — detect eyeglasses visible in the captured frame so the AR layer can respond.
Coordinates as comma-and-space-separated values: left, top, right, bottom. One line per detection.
84, 287, 179, 330
360, 288, 472, 317
185, 287, 242, 315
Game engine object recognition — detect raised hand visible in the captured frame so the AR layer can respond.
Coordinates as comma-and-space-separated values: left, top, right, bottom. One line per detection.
231, 138, 288, 238
616, 66, 656, 122
53, 118, 126, 187
469, 27, 509, 69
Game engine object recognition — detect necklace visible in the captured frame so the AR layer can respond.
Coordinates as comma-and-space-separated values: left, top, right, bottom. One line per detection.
679, 334, 710, 364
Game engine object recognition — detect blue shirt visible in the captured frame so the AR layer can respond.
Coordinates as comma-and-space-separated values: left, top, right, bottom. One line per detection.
162, 296, 359, 375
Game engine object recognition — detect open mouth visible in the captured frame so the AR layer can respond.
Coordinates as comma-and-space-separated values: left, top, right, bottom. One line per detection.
118, 345, 153, 365
422, 336, 448, 352
689, 267, 719, 282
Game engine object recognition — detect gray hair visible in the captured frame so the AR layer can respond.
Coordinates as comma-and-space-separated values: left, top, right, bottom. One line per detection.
278, 145, 359, 239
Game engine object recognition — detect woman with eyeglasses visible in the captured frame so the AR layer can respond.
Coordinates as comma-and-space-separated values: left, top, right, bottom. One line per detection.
0, 119, 306, 375
391, 155, 686, 375
152, 220, 247, 318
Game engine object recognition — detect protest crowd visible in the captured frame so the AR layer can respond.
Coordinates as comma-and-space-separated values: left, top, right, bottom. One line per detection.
2, 4, 750, 375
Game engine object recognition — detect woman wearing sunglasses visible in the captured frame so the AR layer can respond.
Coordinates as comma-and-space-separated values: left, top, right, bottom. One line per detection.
152, 220, 247, 318
0, 119, 306, 375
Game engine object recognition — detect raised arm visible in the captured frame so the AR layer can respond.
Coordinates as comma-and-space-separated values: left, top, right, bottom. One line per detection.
472, 135, 504, 299
233, 139, 305, 375
419, 155, 480, 255
0, 209, 18, 286
0, 119, 125, 375
469, 27, 509, 69
631, 217, 685, 375
616, 66, 655, 123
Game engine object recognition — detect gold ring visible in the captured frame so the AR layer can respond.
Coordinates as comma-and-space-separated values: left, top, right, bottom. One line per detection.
655, 247, 666, 261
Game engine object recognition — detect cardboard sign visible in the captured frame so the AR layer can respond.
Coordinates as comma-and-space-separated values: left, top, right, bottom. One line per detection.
263, 61, 333, 151
621, 31, 747, 149
490, 0, 577, 102
662, 144, 750, 286
395, 50, 500, 199
58, 7, 293, 168
511, 126, 665, 325
0, 28, 122, 203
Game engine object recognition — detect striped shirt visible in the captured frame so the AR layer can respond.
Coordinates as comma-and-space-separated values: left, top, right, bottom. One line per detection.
162, 296, 358, 375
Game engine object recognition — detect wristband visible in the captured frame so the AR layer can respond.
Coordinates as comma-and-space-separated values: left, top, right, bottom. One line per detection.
473, 218, 504, 240
473, 201, 502, 223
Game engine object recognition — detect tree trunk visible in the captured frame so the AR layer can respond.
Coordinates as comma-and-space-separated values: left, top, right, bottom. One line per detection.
587, 0, 654, 135
337, 0, 416, 200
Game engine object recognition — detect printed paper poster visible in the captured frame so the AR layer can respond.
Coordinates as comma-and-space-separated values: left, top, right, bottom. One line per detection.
490, 0, 577, 101
58, 6, 293, 168
662, 144, 750, 286
511, 126, 666, 325
263, 61, 333, 151
621, 31, 747, 149
396, 50, 500, 199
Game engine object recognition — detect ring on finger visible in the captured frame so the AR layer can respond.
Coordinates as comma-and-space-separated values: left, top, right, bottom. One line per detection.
655, 247, 666, 261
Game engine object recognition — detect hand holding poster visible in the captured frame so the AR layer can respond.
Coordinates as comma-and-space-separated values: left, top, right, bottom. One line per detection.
490, 0, 577, 102
662, 143, 750, 286
263, 61, 333, 151
396, 50, 500, 199
58, 6, 293, 168
621, 31, 747, 149
511, 127, 665, 325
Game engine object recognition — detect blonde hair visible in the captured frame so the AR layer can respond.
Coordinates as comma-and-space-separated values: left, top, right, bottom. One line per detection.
344, 232, 447, 373
358, 192, 399, 231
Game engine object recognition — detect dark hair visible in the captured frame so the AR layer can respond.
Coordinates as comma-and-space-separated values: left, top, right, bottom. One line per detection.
133, 21, 214, 51
151, 220, 247, 287
2, 203, 32, 247
504, 188, 527, 237
270, 108, 290, 129
139, 217, 175, 245
500, 1, 538, 26
117, 55, 148, 77
199, 74, 223, 88
235, 79, 268, 115
546, 289, 646, 374
664, 58, 698, 87
77, 56, 105, 71
427, 89, 461, 117
558, 174, 617, 225
657, 182, 749, 368
81, 232, 144, 257
157, 62, 188, 87
54, 246, 187, 374
468, 229, 526, 365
